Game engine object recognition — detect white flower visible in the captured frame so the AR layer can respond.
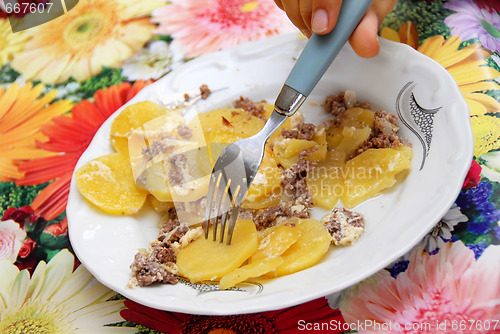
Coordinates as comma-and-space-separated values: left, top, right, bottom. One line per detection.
421, 204, 468, 253
0, 219, 26, 263
0, 249, 136, 333
481, 150, 500, 182
122, 40, 184, 81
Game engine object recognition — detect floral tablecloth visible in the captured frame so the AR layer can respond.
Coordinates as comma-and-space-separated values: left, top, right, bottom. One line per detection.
0, 0, 499, 333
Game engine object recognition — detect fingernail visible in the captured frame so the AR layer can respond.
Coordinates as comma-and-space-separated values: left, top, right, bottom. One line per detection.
312, 9, 328, 33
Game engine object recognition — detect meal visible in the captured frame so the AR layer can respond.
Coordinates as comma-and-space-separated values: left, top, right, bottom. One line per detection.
74, 87, 413, 289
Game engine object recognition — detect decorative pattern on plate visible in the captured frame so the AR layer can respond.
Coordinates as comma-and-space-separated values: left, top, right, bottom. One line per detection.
178, 277, 264, 295
397, 81, 441, 170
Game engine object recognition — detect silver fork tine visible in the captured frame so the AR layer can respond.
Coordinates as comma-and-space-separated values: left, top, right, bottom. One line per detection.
225, 203, 242, 245
204, 171, 221, 238
213, 179, 231, 241
220, 184, 240, 243
225, 187, 246, 244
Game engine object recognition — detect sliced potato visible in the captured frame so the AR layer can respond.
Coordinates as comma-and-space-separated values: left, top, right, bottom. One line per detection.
176, 219, 259, 282
342, 146, 413, 208
110, 101, 167, 154
266, 219, 331, 277
219, 256, 284, 289
250, 225, 301, 262
75, 153, 147, 215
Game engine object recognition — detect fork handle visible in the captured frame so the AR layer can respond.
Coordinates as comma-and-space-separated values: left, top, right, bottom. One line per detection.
276, 0, 373, 116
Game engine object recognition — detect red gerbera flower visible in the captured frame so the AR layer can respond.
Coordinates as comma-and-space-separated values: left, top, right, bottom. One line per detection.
16, 81, 151, 220
473, 0, 500, 13
121, 298, 346, 334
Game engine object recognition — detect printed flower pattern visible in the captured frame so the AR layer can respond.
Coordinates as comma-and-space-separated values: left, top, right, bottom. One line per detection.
421, 204, 468, 253
121, 297, 345, 334
0, 219, 26, 262
10, 0, 163, 83
15, 81, 150, 220
0, 83, 72, 182
0, 249, 134, 333
152, 0, 295, 57
122, 40, 184, 81
444, 0, 500, 52
0, 18, 30, 67
340, 241, 500, 333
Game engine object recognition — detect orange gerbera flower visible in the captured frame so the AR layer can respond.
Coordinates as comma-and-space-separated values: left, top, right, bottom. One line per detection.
16, 81, 151, 220
0, 83, 72, 182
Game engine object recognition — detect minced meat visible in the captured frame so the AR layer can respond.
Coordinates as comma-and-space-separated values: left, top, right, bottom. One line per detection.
200, 84, 211, 100
356, 110, 405, 155
281, 123, 316, 141
129, 214, 189, 287
233, 96, 266, 119
321, 208, 365, 246
324, 91, 372, 127
177, 124, 192, 139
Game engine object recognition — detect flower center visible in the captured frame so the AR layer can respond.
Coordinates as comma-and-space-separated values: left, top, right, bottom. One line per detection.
0, 299, 73, 334
181, 314, 276, 334
240, 1, 259, 12
1, 318, 55, 334
206, 0, 266, 28
63, 12, 109, 48
480, 19, 500, 38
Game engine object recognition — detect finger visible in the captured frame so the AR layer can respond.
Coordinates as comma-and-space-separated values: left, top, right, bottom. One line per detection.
348, 7, 380, 58
311, 0, 342, 35
274, 0, 284, 11
348, 0, 397, 58
299, 0, 313, 32
281, 0, 310, 35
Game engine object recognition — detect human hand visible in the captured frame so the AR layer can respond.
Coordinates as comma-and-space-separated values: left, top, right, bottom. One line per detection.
274, 0, 398, 58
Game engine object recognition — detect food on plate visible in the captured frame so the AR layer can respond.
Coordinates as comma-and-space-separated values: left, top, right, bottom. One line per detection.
176, 219, 259, 282
263, 218, 332, 278
110, 101, 168, 155
74, 153, 147, 215
74, 89, 413, 289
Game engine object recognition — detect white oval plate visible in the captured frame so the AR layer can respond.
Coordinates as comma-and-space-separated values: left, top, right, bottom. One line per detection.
67, 33, 473, 315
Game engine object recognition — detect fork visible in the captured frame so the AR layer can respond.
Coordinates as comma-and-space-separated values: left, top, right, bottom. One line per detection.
205, 0, 374, 244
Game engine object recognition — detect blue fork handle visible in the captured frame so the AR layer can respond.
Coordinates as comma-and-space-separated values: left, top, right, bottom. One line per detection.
285, 0, 373, 97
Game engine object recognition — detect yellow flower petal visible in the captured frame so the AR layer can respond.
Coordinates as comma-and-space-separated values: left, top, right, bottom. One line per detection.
459, 81, 500, 94
0, 19, 30, 67
0, 83, 71, 181
429, 35, 461, 63
463, 92, 500, 114
417, 35, 445, 58
11, 0, 160, 83
437, 47, 477, 68
466, 97, 488, 116
447, 65, 500, 86
35, 54, 73, 84
471, 115, 500, 157
0, 83, 20, 120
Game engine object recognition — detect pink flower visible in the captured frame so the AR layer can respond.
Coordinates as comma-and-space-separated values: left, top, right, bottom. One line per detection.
152, 0, 295, 57
0, 219, 27, 263
340, 241, 500, 333
444, 0, 500, 52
